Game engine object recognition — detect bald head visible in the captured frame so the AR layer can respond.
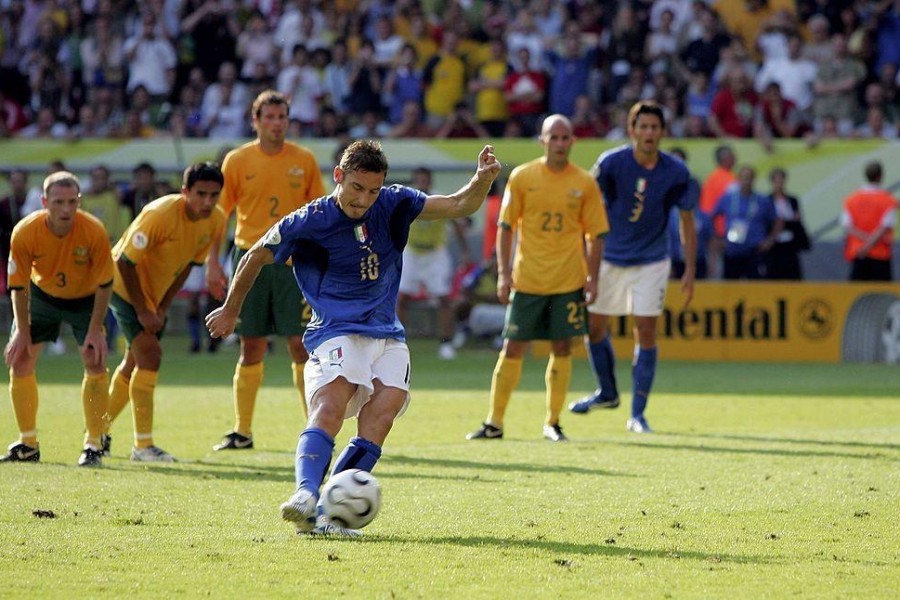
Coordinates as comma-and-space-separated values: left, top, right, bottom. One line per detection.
541, 114, 573, 138
540, 114, 575, 169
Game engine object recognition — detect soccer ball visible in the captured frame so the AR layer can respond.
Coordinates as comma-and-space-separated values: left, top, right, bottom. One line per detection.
320, 469, 381, 529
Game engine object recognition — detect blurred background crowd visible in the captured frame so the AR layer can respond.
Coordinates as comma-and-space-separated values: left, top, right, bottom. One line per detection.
1, 0, 898, 143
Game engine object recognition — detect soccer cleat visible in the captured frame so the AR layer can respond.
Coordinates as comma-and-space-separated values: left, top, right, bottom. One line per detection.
466, 422, 503, 440
100, 434, 112, 457
626, 416, 654, 434
78, 447, 103, 468
280, 488, 318, 533
438, 342, 456, 360
130, 445, 177, 462
213, 431, 254, 451
309, 514, 362, 538
0, 442, 40, 463
542, 423, 569, 442
568, 392, 620, 414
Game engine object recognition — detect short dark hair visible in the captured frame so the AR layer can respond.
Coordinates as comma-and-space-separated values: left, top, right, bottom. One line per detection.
339, 140, 389, 175
714, 145, 733, 165
90, 164, 110, 177
864, 161, 882, 184
133, 162, 155, 175
183, 162, 224, 189
669, 147, 687, 161
251, 90, 289, 120
628, 100, 666, 130
738, 165, 756, 179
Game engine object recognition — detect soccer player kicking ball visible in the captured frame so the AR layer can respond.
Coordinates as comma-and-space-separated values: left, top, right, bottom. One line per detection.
3, 172, 113, 467
207, 141, 501, 536
569, 101, 696, 433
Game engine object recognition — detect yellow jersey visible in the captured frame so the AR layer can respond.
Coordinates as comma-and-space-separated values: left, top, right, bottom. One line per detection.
80, 189, 131, 242
8, 209, 114, 299
424, 53, 466, 118
407, 219, 447, 253
501, 158, 608, 295
219, 140, 325, 249
112, 194, 226, 312
474, 59, 510, 122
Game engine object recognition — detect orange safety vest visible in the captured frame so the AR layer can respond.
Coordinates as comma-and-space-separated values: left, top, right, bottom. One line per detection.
701, 166, 737, 237
843, 188, 898, 261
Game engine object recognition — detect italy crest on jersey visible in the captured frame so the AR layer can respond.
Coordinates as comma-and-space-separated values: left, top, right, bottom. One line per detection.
354, 224, 368, 243
636, 178, 647, 194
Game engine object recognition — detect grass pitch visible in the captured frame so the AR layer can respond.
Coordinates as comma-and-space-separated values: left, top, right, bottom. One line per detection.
1, 338, 898, 598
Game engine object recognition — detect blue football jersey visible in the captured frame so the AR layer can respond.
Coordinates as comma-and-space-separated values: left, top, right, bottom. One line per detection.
668, 207, 712, 263
593, 145, 694, 266
263, 185, 427, 351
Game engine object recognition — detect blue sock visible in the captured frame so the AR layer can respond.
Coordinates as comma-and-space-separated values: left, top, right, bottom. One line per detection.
331, 436, 382, 476
587, 335, 618, 400
631, 346, 658, 419
295, 427, 335, 496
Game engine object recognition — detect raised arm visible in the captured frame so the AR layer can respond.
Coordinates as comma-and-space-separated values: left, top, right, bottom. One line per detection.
206, 240, 275, 338
417, 145, 501, 220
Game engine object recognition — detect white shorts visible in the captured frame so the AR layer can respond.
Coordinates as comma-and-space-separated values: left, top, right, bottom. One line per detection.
588, 258, 671, 317
181, 264, 206, 293
399, 247, 452, 297
304, 335, 411, 420
469, 304, 506, 336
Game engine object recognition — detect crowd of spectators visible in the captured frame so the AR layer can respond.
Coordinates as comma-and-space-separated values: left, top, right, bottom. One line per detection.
1, 0, 898, 144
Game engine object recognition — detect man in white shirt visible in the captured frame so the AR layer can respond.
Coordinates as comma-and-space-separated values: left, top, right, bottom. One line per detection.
123, 12, 176, 97
276, 44, 324, 132
754, 32, 818, 112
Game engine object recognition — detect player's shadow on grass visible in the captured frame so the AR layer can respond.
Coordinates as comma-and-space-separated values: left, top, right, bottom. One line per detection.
383, 454, 634, 478
102, 460, 294, 483
624, 440, 890, 461
669, 431, 900, 451
370, 535, 773, 565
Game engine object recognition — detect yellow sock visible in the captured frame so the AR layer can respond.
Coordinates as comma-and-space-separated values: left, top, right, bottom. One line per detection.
487, 353, 522, 427
292, 361, 308, 419
10, 371, 39, 447
545, 354, 572, 426
82, 371, 110, 448
106, 365, 131, 431
234, 362, 264, 436
130, 369, 158, 449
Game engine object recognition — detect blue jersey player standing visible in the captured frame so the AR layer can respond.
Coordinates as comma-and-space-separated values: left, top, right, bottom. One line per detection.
207, 140, 501, 535
569, 101, 697, 433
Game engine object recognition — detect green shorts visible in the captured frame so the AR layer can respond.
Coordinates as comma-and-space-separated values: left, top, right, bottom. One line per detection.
109, 292, 165, 344
503, 289, 586, 341
18, 283, 98, 345
231, 247, 309, 337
